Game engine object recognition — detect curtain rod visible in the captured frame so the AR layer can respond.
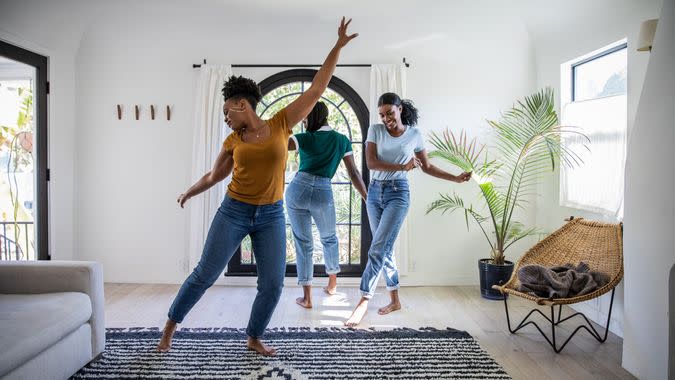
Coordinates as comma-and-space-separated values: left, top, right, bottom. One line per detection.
192, 57, 410, 69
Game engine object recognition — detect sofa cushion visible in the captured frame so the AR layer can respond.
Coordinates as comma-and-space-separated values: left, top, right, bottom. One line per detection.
0, 292, 92, 376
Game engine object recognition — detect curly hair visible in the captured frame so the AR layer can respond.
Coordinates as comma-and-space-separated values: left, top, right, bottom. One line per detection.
306, 102, 329, 132
221, 75, 262, 109
377, 92, 420, 127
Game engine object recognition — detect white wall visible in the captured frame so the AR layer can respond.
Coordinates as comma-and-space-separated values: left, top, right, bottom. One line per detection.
622, 0, 675, 377
527, 0, 662, 337
67, 0, 535, 284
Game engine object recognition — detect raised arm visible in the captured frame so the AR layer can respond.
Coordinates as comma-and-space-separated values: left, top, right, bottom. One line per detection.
343, 155, 367, 200
415, 149, 471, 183
365, 142, 419, 172
284, 17, 358, 126
178, 147, 234, 207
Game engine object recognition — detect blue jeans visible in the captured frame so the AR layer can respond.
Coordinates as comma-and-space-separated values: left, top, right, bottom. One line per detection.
285, 172, 340, 286
168, 195, 286, 338
360, 179, 410, 299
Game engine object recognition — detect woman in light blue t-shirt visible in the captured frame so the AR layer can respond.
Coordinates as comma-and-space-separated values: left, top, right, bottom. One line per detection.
345, 92, 472, 327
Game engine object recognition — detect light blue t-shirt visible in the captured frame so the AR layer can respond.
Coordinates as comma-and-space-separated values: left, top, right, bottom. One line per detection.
366, 124, 425, 180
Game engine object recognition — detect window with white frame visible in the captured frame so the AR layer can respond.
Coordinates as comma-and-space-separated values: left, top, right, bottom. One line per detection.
560, 41, 627, 218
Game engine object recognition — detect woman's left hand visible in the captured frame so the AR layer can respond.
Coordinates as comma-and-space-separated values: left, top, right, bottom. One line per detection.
455, 171, 472, 183
336, 17, 358, 48
177, 193, 191, 208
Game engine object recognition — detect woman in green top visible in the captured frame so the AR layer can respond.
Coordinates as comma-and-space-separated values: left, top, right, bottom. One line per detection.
287, 101, 367, 308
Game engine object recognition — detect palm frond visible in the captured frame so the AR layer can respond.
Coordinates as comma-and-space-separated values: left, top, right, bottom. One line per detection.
426, 193, 494, 251
504, 221, 541, 250
490, 88, 588, 243
427, 130, 486, 173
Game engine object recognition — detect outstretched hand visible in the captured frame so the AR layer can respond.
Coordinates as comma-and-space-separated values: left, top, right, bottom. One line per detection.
455, 171, 472, 183
336, 16, 358, 48
177, 193, 191, 208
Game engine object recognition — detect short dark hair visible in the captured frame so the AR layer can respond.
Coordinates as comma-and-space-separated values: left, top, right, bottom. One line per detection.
306, 102, 329, 132
222, 75, 262, 109
377, 92, 420, 127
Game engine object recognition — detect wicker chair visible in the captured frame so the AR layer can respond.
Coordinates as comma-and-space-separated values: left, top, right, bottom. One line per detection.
492, 217, 623, 353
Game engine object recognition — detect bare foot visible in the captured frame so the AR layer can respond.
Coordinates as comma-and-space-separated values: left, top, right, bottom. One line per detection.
156, 319, 177, 352
377, 301, 401, 315
378, 289, 402, 315
323, 274, 338, 295
345, 297, 368, 327
296, 296, 312, 309
246, 337, 277, 356
296, 285, 312, 309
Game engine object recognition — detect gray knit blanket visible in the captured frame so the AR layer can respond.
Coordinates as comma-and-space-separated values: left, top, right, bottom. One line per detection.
517, 262, 611, 299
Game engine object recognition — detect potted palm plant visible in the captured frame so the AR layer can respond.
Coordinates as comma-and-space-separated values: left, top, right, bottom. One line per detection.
426, 88, 587, 300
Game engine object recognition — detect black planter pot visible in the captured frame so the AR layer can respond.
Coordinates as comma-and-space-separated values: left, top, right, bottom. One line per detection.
478, 258, 515, 300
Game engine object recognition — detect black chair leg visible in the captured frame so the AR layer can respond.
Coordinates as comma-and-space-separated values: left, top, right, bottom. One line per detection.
502, 288, 616, 353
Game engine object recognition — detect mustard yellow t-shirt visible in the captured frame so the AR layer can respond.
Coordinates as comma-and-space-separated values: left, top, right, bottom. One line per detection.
222, 109, 293, 205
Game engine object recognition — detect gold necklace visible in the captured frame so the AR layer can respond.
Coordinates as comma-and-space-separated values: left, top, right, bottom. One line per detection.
248, 124, 266, 140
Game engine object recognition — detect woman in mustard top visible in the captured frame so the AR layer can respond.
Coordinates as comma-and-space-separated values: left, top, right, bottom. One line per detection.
156, 18, 358, 357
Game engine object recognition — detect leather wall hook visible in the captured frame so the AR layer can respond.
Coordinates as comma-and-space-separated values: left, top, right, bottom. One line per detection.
166, 105, 171, 121
116, 105, 122, 120
150, 105, 156, 120
135, 105, 140, 120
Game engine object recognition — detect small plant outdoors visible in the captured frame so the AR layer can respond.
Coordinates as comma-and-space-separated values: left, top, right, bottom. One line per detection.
426, 88, 588, 267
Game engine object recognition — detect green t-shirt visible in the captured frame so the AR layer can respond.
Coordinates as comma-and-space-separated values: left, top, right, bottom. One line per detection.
291, 126, 353, 178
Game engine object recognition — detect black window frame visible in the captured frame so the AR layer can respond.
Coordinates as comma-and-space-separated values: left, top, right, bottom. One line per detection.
571, 42, 628, 102
226, 69, 371, 277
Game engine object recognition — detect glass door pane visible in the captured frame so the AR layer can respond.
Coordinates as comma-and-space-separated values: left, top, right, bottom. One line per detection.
0, 57, 36, 260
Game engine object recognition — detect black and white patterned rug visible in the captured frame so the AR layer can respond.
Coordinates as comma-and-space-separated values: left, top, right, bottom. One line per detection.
72, 327, 510, 379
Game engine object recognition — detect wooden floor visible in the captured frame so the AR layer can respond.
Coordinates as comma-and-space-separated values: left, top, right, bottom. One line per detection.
105, 283, 634, 380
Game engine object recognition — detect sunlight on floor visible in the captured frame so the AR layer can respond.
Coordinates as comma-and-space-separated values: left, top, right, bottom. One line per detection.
319, 309, 352, 319
319, 293, 351, 308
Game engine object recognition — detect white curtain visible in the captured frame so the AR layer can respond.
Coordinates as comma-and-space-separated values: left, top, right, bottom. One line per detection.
369, 64, 407, 124
369, 63, 410, 274
560, 94, 627, 218
188, 65, 233, 270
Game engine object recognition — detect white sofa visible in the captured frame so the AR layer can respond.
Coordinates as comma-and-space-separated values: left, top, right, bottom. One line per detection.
0, 261, 105, 380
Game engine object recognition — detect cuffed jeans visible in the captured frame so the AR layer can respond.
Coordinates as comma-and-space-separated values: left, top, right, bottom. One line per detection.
360, 179, 410, 299
285, 172, 340, 286
168, 194, 286, 338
